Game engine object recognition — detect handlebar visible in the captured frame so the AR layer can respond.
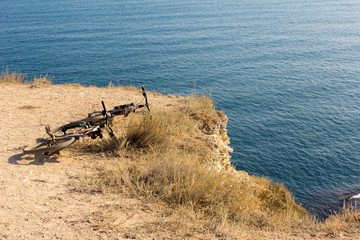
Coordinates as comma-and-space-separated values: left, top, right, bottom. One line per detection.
141, 85, 150, 112
101, 101, 107, 116
100, 85, 150, 117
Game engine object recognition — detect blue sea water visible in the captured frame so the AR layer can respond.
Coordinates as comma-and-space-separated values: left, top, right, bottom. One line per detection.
1, 0, 359, 218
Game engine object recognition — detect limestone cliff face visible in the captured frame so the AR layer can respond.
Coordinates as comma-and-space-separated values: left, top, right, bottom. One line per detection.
199, 112, 252, 183
199, 114, 233, 170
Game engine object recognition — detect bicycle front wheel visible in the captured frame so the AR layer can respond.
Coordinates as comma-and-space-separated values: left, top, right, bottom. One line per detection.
23, 137, 76, 155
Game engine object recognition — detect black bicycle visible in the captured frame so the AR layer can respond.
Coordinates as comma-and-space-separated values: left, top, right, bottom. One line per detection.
23, 85, 150, 155
52, 86, 150, 134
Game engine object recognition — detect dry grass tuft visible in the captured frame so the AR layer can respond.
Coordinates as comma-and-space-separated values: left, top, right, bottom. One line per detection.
323, 202, 360, 235
124, 114, 170, 149
0, 67, 27, 84
181, 93, 224, 131
106, 80, 139, 92
31, 74, 53, 87
0, 68, 53, 86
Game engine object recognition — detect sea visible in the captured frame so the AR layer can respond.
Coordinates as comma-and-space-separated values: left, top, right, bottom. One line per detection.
1, 0, 359, 219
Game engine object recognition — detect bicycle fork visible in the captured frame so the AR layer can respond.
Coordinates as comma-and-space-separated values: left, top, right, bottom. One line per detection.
44, 126, 60, 155
45, 126, 55, 142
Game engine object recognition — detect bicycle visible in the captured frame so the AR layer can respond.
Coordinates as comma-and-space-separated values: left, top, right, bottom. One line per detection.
23, 85, 150, 155
52, 86, 150, 135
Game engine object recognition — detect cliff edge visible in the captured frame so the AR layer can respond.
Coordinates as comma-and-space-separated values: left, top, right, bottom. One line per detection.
1, 82, 359, 239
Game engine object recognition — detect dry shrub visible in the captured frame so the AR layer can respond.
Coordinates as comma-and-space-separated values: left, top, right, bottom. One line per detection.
149, 156, 308, 229
106, 80, 139, 92
124, 114, 170, 149
0, 67, 26, 84
134, 152, 260, 221
181, 93, 224, 131
107, 81, 116, 88
0, 68, 53, 86
323, 202, 360, 234
31, 74, 53, 87
124, 110, 199, 148
253, 176, 306, 214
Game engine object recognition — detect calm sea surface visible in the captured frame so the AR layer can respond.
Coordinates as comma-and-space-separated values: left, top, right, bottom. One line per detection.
1, 0, 359, 218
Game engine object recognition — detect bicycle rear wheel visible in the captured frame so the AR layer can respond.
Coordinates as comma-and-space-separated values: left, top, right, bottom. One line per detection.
52, 121, 86, 134
81, 115, 106, 125
23, 137, 76, 155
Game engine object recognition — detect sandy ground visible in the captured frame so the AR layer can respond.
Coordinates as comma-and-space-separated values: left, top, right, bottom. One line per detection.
0, 84, 182, 240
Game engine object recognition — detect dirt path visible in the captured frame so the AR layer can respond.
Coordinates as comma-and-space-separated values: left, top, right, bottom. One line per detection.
0, 84, 178, 240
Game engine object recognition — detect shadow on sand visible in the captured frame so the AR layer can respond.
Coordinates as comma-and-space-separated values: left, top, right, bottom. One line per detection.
8, 138, 61, 165
8, 152, 60, 165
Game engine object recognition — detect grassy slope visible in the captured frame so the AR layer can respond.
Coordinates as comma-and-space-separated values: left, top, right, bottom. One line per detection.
75, 92, 360, 238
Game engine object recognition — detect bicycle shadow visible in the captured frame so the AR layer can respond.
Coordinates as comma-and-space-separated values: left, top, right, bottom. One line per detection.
8, 138, 61, 165
8, 152, 60, 165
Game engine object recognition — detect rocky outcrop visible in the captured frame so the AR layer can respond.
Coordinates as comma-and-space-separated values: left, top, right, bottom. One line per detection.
199, 114, 233, 170
198, 112, 252, 183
